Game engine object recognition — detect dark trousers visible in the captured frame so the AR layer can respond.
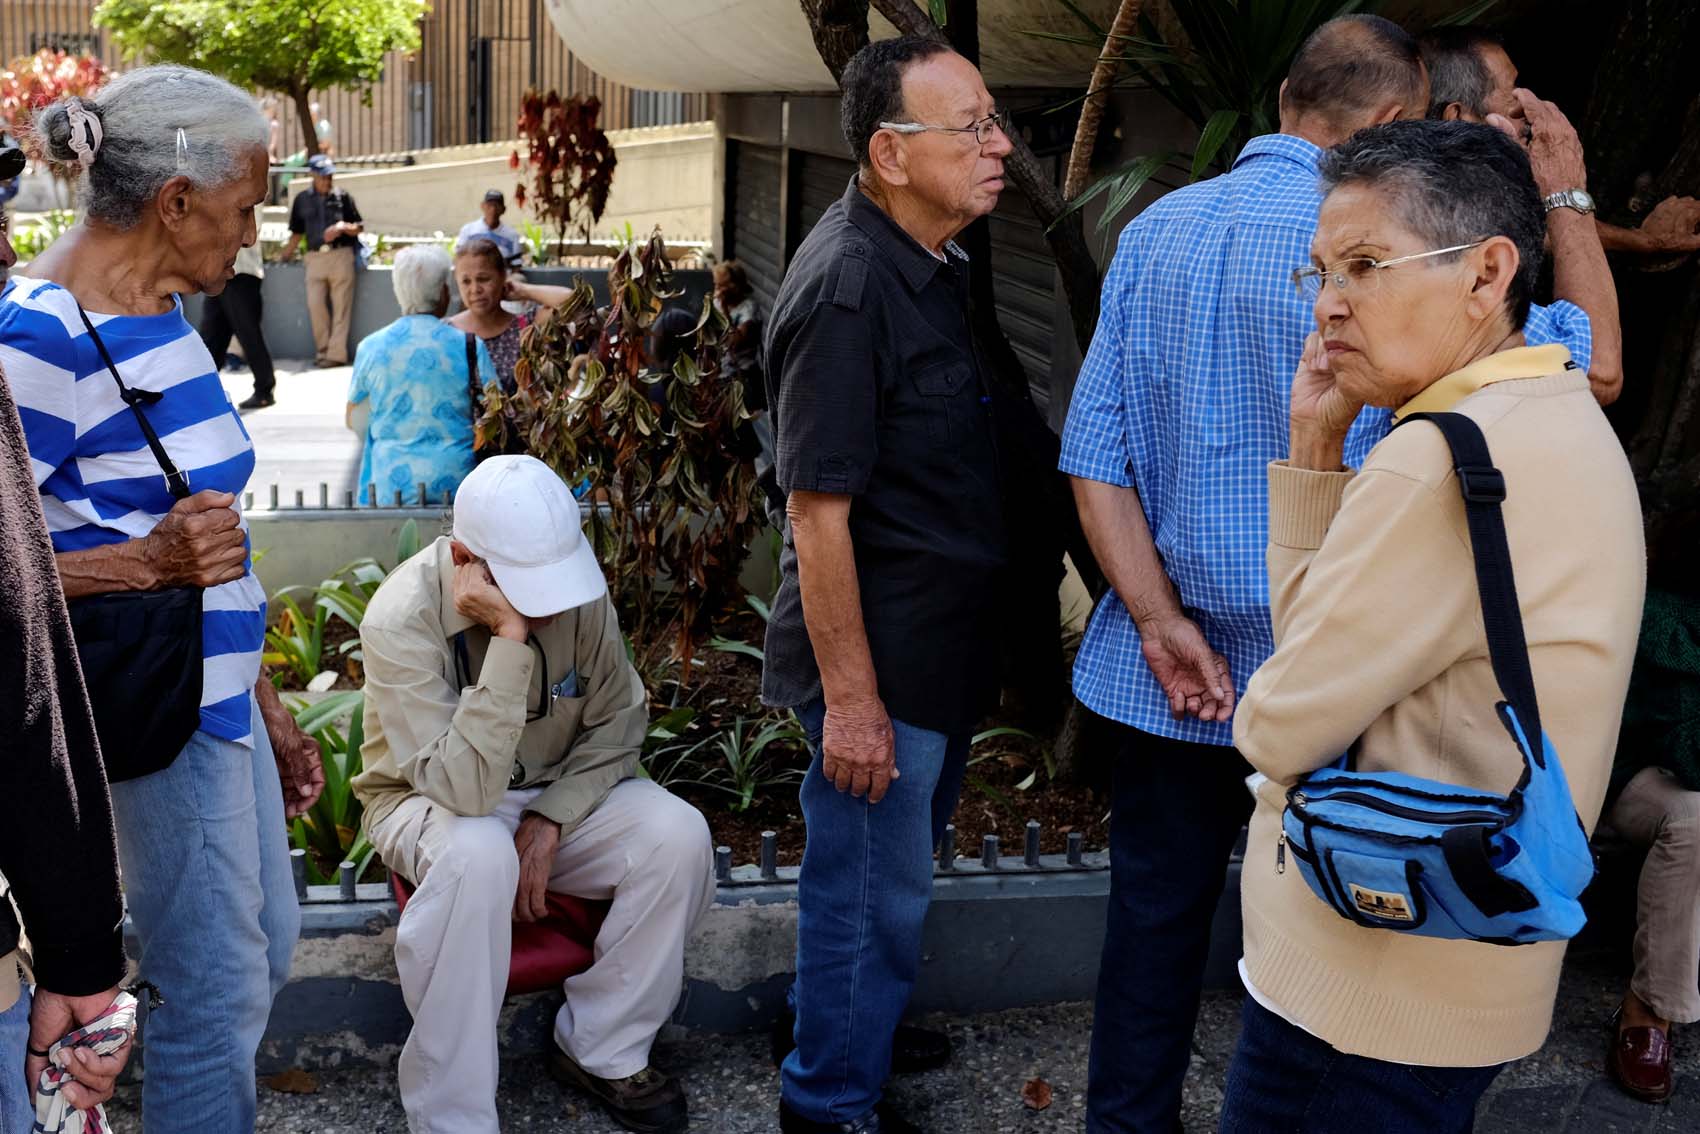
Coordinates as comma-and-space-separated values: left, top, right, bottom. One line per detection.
1087, 724, 1254, 1133
1219, 998, 1503, 1133
199, 274, 275, 397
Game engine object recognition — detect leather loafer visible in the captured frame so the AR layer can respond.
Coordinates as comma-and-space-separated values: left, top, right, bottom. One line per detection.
237, 393, 275, 410
779, 1099, 921, 1133
1606, 1010, 1673, 1103
770, 1010, 952, 1074
548, 1047, 688, 1133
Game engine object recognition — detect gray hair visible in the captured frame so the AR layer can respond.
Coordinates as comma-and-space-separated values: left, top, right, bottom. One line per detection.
34, 65, 267, 230
1319, 120, 1544, 330
392, 245, 453, 316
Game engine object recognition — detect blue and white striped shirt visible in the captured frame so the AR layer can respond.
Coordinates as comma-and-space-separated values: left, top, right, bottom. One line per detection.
1059, 134, 1593, 746
1, 277, 266, 745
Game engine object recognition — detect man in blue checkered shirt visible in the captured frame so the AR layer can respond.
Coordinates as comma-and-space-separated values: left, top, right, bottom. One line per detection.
1059, 16, 1613, 1132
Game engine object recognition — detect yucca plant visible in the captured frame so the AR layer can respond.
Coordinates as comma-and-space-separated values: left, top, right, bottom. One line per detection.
1046, 0, 1497, 249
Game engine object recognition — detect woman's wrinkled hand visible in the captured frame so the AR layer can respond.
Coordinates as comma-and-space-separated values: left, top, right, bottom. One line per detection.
1290, 332, 1362, 438
140, 490, 248, 588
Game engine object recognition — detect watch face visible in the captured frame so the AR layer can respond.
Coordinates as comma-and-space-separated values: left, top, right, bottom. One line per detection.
1572, 190, 1596, 210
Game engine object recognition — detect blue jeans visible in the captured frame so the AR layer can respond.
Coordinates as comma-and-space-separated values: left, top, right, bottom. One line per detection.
780, 699, 969, 1124
108, 700, 299, 1133
1089, 727, 1253, 1133
0, 982, 31, 1134
1220, 998, 1503, 1133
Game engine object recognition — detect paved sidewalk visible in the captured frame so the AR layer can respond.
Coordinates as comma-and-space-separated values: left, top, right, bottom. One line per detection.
102, 945, 1693, 1131
221, 359, 363, 505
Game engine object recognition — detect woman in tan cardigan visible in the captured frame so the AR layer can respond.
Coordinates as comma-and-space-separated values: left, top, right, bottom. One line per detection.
1221, 120, 1645, 1131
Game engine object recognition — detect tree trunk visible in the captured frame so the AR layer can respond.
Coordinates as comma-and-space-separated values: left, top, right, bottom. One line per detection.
870, 0, 1102, 353
800, 0, 872, 78
1063, 0, 1142, 201
289, 85, 320, 159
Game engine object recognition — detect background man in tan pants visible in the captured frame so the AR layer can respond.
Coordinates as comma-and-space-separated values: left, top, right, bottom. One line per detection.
352, 456, 715, 1134
280, 153, 361, 366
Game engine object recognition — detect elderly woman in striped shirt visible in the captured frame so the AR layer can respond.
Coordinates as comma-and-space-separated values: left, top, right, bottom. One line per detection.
0, 66, 320, 1132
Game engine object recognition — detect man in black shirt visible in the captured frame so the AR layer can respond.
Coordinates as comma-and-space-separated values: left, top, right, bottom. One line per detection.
280, 154, 363, 367
761, 35, 1012, 1134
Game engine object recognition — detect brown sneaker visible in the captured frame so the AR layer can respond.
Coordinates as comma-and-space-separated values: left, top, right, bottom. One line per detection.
548, 1047, 688, 1133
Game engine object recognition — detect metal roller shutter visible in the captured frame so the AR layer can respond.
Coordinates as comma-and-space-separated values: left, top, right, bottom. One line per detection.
725, 140, 785, 309
792, 152, 858, 254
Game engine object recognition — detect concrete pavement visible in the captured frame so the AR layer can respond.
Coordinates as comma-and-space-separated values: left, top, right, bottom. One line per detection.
221, 358, 364, 507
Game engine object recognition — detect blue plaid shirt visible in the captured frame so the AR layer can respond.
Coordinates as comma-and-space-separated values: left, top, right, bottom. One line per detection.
1059, 133, 1593, 745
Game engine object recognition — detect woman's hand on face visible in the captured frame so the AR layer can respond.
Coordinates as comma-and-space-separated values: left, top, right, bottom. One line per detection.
140, 490, 249, 588
1290, 332, 1362, 439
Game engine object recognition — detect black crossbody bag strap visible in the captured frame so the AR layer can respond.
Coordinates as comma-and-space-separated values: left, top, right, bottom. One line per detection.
75, 304, 192, 501
1396, 411, 1543, 757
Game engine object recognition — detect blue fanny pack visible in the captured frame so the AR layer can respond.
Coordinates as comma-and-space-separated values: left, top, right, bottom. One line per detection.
1279, 412, 1595, 946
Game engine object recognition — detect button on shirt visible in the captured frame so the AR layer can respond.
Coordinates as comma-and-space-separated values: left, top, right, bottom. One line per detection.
288, 187, 363, 251
761, 178, 1008, 736
1059, 133, 1594, 746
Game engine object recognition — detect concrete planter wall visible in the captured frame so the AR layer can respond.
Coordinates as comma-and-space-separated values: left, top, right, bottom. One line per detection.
182, 266, 715, 363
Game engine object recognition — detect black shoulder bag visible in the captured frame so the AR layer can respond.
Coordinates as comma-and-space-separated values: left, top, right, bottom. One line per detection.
65, 306, 205, 782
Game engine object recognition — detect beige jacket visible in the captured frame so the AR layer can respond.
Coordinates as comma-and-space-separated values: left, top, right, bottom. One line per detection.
1234, 347, 1645, 1067
351, 537, 646, 834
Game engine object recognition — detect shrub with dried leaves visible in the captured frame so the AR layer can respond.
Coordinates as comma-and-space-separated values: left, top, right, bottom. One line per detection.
479, 229, 762, 674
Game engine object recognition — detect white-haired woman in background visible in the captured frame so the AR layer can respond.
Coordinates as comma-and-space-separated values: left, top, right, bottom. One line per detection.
0, 65, 325, 1130
347, 244, 498, 503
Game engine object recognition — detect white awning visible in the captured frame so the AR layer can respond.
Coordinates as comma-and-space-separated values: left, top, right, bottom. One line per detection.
541, 0, 1121, 92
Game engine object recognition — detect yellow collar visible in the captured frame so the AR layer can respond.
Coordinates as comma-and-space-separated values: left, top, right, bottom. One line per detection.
1392, 343, 1573, 422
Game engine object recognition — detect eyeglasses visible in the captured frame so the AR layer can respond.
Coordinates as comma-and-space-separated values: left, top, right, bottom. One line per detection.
878, 110, 1010, 146
1291, 240, 1488, 303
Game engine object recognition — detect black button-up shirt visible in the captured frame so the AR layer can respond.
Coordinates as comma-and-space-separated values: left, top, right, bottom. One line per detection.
288, 186, 363, 251
760, 178, 1008, 735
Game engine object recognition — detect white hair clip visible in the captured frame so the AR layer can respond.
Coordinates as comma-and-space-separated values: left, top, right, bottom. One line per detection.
64, 97, 102, 169
176, 128, 190, 172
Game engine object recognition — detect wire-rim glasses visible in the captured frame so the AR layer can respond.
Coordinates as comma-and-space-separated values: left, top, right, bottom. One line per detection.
1291, 240, 1488, 303
877, 110, 1010, 146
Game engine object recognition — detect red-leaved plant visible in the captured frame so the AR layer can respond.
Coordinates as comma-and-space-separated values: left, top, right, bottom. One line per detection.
512, 89, 618, 263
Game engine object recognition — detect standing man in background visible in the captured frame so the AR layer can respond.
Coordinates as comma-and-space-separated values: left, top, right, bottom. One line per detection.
761, 34, 1013, 1134
456, 189, 525, 264
201, 240, 278, 410
281, 153, 362, 368
1060, 14, 1599, 1132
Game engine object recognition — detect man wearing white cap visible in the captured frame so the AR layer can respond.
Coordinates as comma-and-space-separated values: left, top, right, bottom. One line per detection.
352, 456, 715, 1134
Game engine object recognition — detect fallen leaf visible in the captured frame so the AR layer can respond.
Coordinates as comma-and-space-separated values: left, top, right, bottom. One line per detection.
263, 1068, 319, 1095
1022, 1077, 1052, 1111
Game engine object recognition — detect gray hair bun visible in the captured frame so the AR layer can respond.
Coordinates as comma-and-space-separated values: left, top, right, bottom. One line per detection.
34, 95, 105, 167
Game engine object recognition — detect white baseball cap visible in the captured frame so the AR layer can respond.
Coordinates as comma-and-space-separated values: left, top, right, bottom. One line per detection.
451, 456, 606, 618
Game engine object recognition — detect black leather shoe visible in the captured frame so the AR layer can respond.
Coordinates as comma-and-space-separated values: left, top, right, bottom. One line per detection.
548, 1047, 688, 1133
770, 1010, 952, 1074
237, 393, 275, 410
779, 1099, 921, 1133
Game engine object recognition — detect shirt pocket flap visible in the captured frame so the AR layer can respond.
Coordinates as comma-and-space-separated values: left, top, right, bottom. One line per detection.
913, 360, 971, 396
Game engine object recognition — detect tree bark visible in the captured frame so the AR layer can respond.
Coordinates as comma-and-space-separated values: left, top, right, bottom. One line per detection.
801, 0, 873, 80
289, 85, 319, 158
870, 0, 1102, 353
1063, 0, 1142, 201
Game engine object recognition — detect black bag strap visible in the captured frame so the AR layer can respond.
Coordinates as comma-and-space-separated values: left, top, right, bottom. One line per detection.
75, 304, 192, 500
1396, 411, 1543, 757
465, 331, 482, 416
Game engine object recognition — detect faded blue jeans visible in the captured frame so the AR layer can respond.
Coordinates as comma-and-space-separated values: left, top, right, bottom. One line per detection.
779, 698, 970, 1124
0, 982, 31, 1134
108, 699, 299, 1133
1219, 998, 1504, 1133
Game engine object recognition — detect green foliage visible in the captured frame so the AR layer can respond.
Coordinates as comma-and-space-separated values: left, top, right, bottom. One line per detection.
93, 0, 425, 143
1049, 0, 1496, 252
10, 209, 74, 262
481, 230, 762, 675
264, 589, 328, 688
262, 520, 417, 684
287, 692, 376, 884
645, 713, 808, 812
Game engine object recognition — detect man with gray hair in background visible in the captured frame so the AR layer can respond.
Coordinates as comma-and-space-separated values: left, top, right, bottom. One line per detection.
1422, 26, 1700, 269
1060, 14, 1599, 1131
760, 32, 1013, 1134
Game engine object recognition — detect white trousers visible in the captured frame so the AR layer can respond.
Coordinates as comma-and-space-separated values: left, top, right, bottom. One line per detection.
368, 778, 716, 1134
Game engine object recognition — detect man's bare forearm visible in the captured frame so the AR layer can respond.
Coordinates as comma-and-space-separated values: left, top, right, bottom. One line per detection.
1549, 209, 1623, 404
1070, 476, 1181, 629
788, 491, 880, 706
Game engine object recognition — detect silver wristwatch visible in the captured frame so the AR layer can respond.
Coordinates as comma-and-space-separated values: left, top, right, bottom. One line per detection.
1542, 188, 1596, 215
